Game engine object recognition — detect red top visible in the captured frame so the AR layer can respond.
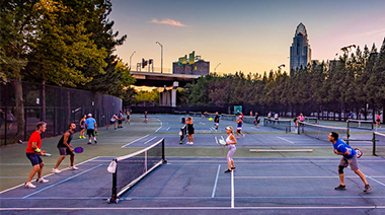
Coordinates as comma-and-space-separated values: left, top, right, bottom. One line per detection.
26, 131, 41, 153
377, 115, 381, 120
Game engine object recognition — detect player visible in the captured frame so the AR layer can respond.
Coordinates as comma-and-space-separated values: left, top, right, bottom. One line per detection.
106, 113, 118, 130
214, 112, 220, 130
85, 113, 97, 144
52, 123, 78, 174
234, 116, 245, 139
224, 126, 237, 173
25, 122, 49, 189
299, 113, 304, 122
117, 110, 124, 128
186, 116, 194, 144
328, 132, 371, 192
376, 113, 381, 129
125, 110, 130, 124
255, 112, 260, 128
79, 114, 86, 139
144, 111, 148, 123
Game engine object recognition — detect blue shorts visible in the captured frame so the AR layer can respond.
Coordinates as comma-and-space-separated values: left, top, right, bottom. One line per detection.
26, 153, 43, 166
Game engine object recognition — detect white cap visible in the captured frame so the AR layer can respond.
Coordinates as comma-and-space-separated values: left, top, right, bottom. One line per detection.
88, 113, 92, 117
225, 126, 231, 130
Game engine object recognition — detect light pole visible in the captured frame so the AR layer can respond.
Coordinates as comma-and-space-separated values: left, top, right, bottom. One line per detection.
129, 51, 136, 69
214, 63, 221, 73
156, 41, 163, 73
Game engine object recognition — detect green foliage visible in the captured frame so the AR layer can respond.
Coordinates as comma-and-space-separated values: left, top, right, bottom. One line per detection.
135, 89, 159, 105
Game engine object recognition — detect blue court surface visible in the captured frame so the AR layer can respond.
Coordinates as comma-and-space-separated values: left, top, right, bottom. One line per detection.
1, 157, 385, 215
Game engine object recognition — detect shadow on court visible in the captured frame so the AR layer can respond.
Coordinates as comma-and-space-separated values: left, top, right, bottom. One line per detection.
1, 157, 385, 215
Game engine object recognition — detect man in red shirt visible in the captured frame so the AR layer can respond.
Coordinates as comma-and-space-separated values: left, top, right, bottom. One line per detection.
25, 122, 49, 189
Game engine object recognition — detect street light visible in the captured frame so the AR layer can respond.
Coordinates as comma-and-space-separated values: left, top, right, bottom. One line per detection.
129, 51, 136, 69
156, 41, 163, 73
214, 63, 221, 73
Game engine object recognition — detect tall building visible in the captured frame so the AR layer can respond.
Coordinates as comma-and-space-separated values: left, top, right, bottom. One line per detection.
290, 23, 311, 71
173, 59, 209, 75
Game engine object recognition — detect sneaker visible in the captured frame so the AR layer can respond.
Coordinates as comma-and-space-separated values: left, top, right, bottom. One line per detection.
36, 177, 49, 183
82, 136, 86, 139
190, 142, 194, 145
334, 184, 346, 190
69, 165, 78, 170
186, 142, 191, 144
242, 134, 245, 138
24, 182, 36, 189
236, 137, 240, 139
231, 167, 236, 170
364, 184, 371, 193
224, 169, 232, 173
79, 136, 82, 139
94, 140, 97, 144
87, 142, 91, 144
52, 168, 61, 174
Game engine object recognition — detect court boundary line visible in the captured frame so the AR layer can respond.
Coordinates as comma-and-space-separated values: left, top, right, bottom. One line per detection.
1, 206, 384, 210
0, 156, 101, 195
144, 136, 157, 144
231, 170, 234, 208
211, 165, 221, 198
277, 136, 294, 144
121, 134, 149, 148
22, 164, 103, 199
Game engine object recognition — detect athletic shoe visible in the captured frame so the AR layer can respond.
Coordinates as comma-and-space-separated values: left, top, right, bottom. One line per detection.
69, 165, 78, 170
36, 177, 49, 183
82, 136, 85, 139
334, 184, 346, 190
236, 137, 240, 139
189, 142, 194, 145
87, 142, 91, 144
94, 140, 97, 144
52, 168, 61, 174
364, 184, 371, 193
224, 169, 232, 173
24, 182, 36, 189
242, 134, 245, 138
186, 142, 191, 144
79, 136, 82, 139
231, 167, 236, 170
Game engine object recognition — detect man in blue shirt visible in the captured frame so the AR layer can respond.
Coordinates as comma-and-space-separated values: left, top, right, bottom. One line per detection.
85, 113, 97, 144
328, 132, 371, 192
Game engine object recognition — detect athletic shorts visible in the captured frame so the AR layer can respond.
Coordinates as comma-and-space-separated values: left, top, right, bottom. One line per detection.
81, 125, 85, 129
26, 153, 43, 166
339, 155, 359, 171
127, 116, 130, 120
237, 127, 242, 131
58, 147, 74, 156
188, 128, 194, 135
87, 129, 95, 137
215, 123, 219, 126
109, 121, 116, 124
377, 119, 381, 122
118, 120, 122, 124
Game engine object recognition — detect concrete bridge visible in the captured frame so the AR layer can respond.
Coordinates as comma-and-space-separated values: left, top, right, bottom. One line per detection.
130, 71, 202, 107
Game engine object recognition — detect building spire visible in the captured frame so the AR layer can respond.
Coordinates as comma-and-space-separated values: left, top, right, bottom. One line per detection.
295, 22, 307, 37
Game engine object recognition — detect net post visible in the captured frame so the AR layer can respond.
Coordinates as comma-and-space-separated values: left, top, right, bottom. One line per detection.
346, 128, 350, 145
373, 132, 376, 156
162, 138, 167, 163
111, 159, 118, 202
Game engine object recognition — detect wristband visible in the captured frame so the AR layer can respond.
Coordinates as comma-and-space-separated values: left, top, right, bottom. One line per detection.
35, 148, 41, 153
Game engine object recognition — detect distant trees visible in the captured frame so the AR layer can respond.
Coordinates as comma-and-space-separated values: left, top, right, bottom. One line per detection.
183, 38, 385, 119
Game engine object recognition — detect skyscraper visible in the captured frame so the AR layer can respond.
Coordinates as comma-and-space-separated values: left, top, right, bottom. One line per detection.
290, 23, 311, 71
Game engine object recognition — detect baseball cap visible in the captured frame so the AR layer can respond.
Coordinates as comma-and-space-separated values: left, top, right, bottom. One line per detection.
225, 126, 231, 130
88, 113, 92, 117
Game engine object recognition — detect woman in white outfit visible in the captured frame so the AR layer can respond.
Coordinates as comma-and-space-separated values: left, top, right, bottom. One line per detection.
224, 126, 237, 173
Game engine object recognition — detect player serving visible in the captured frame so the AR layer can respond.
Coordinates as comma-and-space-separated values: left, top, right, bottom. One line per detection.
328, 132, 371, 192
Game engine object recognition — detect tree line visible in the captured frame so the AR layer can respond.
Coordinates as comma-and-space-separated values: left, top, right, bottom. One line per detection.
183, 39, 385, 120
0, 0, 136, 138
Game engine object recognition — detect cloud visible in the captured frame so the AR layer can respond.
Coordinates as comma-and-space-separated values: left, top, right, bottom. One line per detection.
365, 28, 385, 36
151, 18, 187, 27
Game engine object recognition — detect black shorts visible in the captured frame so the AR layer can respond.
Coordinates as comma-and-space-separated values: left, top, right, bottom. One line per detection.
118, 120, 122, 124
58, 147, 74, 156
127, 115, 130, 120
26, 153, 43, 166
188, 128, 194, 135
109, 121, 116, 124
377, 119, 381, 122
87, 129, 95, 137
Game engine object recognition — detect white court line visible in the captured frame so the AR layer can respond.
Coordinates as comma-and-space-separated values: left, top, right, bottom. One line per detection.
166, 127, 171, 131
236, 176, 385, 179
0, 156, 101, 195
199, 122, 206, 125
166, 159, 385, 163
155, 127, 162, 132
144, 137, 157, 144
22, 164, 103, 199
156, 118, 163, 126
366, 175, 385, 187
121, 135, 150, 148
211, 165, 221, 198
215, 137, 218, 144
231, 170, 234, 208
277, 137, 294, 144
0, 206, 383, 211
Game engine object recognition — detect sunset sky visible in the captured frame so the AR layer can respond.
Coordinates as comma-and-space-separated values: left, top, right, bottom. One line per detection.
109, 0, 385, 75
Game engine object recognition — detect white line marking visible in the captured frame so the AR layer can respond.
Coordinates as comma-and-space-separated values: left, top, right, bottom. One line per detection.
0, 156, 101, 195
144, 137, 157, 144
22, 164, 102, 199
249, 149, 312, 152
156, 118, 162, 126
121, 135, 150, 148
166, 159, 385, 163
211, 165, 221, 198
366, 175, 385, 187
166, 127, 171, 131
199, 122, 206, 125
0, 206, 381, 210
155, 127, 162, 132
231, 170, 234, 208
277, 137, 294, 144
215, 137, 218, 144
236, 176, 385, 179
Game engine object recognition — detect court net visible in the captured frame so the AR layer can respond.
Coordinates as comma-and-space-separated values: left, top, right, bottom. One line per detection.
107, 139, 166, 203
304, 117, 318, 124
180, 125, 187, 144
264, 118, 292, 133
373, 132, 385, 156
347, 119, 374, 130
298, 122, 350, 143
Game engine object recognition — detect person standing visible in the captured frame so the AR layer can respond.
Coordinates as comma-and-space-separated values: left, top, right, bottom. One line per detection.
85, 113, 97, 144
224, 126, 237, 173
299, 113, 304, 122
214, 112, 220, 130
117, 110, 124, 128
186, 116, 194, 144
328, 132, 371, 192
52, 123, 78, 173
24, 122, 49, 189
234, 116, 245, 139
255, 112, 260, 128
106, 113, 118, 130
125, 110, 131, 124
79, 114, 86, 139
144, 111, 148, 123
274, 112, 279, 120
268, 111, 272, 119
6, 110, 15, 130
376, 113, 381, 129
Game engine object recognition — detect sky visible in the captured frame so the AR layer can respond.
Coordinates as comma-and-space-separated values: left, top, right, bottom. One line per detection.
109, 0, 385, 75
